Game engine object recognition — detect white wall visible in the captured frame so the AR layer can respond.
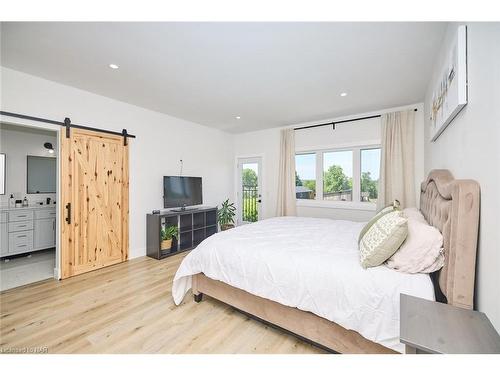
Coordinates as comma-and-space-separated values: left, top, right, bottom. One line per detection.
0, 125, 57, 206
234, 103, 424, 222
0, 67, 234, 259
423, 23, 500, 330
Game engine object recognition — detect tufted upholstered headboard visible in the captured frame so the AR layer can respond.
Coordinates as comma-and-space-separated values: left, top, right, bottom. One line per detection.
420, 170, 480, 310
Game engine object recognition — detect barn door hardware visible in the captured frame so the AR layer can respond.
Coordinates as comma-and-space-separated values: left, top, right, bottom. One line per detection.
65, 117, 71, 138
0, 110, 137, 142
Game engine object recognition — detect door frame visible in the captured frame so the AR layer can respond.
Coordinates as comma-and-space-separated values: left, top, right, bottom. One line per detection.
234, 154, 265, 225
0, 114, 62, 280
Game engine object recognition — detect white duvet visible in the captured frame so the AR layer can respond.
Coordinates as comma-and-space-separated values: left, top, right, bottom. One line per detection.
172, 216, 435, 353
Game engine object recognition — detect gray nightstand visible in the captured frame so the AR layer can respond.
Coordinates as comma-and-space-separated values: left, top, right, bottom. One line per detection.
400, 294, 500, 354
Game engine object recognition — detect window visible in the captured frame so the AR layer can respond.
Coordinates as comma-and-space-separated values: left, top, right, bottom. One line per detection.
323, 150, 353, 201
360, 148, 381, 203
295, 153, 316, 199
295, 146, 381, 208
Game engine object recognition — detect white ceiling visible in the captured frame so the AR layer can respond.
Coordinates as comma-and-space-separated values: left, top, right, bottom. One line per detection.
0, 22, 446, 133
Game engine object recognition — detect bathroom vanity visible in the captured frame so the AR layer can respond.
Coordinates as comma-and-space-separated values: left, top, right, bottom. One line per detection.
0, 205, 57, 258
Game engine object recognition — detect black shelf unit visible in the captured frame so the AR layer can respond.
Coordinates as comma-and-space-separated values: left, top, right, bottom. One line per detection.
146, 206, 218, 260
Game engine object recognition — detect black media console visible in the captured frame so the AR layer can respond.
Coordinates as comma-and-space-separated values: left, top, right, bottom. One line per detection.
146, 206, 218, 260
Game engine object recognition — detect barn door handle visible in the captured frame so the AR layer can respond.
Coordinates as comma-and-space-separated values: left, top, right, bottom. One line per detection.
65, 203, 71, 224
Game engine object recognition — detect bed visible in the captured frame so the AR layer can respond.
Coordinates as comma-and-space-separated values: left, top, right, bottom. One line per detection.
172, 170, 480, 353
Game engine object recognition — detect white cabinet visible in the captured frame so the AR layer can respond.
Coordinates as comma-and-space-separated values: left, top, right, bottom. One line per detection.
34, 218, 56, 250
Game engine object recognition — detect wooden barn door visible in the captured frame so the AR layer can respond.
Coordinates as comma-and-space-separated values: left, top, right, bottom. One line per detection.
60, 128, 129, 279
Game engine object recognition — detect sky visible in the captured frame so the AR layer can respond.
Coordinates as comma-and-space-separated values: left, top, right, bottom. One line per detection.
361, 148, 381, 179
296, 149, 380, 181
242, 162, 259, 175
295, 153, 316, 180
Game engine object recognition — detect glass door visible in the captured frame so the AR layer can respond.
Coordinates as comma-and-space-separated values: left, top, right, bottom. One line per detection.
237, 157, 262, 224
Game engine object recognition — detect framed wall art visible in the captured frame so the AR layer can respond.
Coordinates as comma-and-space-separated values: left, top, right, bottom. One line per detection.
430, 25, 467, 142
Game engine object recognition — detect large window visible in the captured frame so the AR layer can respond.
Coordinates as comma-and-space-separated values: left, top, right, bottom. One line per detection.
295, 146, 381, 208
323, 150, 353, 201
295, 153, 316, 199
360, 148, 381, 203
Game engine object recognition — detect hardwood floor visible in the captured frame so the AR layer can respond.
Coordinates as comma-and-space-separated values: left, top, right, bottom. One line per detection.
0, 253, 323, 354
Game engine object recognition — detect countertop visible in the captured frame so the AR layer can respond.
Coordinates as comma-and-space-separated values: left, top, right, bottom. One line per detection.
0, 205, 57, 212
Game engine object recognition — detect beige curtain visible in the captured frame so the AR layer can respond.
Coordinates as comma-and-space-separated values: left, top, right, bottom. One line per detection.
377, 110, 416, 210
276, 129, 297, 216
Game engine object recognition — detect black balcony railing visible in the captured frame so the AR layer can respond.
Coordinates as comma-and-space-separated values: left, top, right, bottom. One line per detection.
242, 185, 258, 222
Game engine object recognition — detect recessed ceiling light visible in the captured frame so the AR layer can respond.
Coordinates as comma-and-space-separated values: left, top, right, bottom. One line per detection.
109, 64, 119, 69
236, 116, 241, 120
340, 92, 348, 97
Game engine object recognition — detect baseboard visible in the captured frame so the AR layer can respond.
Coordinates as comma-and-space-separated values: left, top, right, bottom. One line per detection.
129, 248, 146, 260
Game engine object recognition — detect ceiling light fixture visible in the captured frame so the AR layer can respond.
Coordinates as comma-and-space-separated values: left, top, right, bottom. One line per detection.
109, 64, 119, 69
236, 116, 241, 120
44, 142, 54, 154
340, 92, 348, 97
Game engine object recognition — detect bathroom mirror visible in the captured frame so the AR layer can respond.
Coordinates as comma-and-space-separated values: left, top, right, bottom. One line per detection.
27, 155, 56, 194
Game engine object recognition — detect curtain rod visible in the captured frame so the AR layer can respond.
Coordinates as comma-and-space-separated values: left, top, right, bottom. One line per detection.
294, 108, 418, 131
0, 110, 136, 144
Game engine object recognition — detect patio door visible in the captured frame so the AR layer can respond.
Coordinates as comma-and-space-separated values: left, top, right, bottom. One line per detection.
237, 157, 262, 224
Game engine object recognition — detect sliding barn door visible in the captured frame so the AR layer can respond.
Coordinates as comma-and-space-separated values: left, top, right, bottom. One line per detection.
61, 128, 129, 279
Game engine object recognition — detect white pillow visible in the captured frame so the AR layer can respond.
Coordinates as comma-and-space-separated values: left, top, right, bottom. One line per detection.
403, 207, 426, 223
385, 216, 444, 273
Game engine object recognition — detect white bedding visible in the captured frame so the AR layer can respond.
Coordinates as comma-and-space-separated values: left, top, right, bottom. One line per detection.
172, 216, 435, 353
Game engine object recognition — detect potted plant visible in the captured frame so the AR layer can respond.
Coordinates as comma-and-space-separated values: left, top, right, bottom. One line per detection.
161, 225, 179, 251
218, 199, 236, 231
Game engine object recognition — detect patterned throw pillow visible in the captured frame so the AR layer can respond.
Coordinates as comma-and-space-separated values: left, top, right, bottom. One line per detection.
359, 210, 408, 268
357, 200, 401, 244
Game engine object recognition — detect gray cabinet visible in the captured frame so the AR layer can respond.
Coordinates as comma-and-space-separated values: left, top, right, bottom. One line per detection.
0, 222, 8, 257
34, 218, 56, 250
8, 231, 34, 254
9, 210, 34, 222
0, 206, 56, 257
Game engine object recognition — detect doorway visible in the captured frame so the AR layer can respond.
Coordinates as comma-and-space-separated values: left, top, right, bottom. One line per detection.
0, 113, 131, 287
236, 157, 262, 224
0, 122, 58, 291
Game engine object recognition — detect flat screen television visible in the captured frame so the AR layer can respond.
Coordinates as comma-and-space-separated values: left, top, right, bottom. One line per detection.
163, 176, 202, 209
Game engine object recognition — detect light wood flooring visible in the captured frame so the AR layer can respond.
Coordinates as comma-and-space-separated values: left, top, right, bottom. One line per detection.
0, 252, 323, 354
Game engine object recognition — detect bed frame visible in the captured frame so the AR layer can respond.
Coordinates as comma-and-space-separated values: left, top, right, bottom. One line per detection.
191, 170, 480, 353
